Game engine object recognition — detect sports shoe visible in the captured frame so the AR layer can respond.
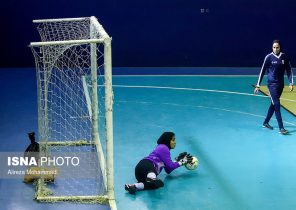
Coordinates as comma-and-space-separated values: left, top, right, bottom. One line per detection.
262, 123, 273, 130
124, 184, 137, 194
146, 178, 164, 188
279, 128, 289, 135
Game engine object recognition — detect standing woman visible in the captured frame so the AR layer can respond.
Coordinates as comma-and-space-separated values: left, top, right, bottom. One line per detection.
124, 132, 192, 194
254, 40, 294, 134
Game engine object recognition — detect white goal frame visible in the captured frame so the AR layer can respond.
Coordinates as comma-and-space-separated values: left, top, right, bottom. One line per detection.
29, 16, 116, 210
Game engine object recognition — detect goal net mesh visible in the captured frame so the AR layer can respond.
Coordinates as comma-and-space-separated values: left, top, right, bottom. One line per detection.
30, 17, 112, 204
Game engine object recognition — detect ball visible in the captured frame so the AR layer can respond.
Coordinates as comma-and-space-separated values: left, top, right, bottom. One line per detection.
185, 156, 198, 170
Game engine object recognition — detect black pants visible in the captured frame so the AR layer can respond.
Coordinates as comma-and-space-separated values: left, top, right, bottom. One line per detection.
135, 159, 162, 190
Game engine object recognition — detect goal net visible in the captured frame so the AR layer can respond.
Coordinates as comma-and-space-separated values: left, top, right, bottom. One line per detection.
29, 16, 115, 207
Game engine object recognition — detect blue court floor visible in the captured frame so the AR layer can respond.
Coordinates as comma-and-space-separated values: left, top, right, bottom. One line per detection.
1, 68, 296, 210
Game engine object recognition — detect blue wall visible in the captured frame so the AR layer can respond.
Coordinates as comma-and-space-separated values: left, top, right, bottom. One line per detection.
1, 0, 296, 67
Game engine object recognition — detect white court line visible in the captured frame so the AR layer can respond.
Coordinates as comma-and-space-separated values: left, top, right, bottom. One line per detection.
113, 85, 296, 103
82, 76, 92, 120
112, 74, 296, 77
117, 100, 296, 127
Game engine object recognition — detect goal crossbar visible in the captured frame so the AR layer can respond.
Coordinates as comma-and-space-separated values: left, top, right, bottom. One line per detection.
33, 17, 89, 23
30, 38, 105, 47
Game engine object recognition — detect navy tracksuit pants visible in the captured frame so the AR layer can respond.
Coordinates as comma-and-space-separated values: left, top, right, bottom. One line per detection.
264, 84, 284, 129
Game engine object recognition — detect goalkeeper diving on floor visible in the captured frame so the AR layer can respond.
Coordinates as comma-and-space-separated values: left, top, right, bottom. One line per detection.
124, 132, 194, 194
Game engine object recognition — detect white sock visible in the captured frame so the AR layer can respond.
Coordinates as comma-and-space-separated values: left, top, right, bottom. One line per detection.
135, 182, 144, 190
147, 172, 156, 179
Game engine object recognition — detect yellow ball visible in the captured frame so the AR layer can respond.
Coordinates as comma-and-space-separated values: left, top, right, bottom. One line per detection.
185, 156, 198, 170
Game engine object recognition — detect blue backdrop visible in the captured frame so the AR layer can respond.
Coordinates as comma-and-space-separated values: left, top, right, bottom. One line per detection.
1, 0, 295, 67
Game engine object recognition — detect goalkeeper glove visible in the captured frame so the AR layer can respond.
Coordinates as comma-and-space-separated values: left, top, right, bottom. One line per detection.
175, 152, 187, 162
175, 152, 193, 166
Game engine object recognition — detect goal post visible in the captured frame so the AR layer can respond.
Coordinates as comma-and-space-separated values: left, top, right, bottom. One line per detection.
29, 16, 115, 209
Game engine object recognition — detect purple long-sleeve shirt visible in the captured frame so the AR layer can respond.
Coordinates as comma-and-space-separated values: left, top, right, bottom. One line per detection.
144, 144, 180, 175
